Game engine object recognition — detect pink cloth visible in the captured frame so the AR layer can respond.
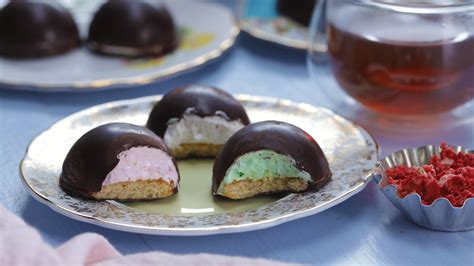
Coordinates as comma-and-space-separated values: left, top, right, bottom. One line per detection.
0, 206, 292, 266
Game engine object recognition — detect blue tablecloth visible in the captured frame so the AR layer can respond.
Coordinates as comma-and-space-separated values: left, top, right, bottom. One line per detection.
1, 21, 473, 266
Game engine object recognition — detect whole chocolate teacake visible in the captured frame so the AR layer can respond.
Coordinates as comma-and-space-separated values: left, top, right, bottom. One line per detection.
212, 120, 331, 199
60, 123, 180, 200
146, 85, 250, 158
0, 0, 80, 58
87, 0, 179, 57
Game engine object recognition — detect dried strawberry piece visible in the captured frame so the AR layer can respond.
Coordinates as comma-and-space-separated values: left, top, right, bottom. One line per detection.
423, 179, 442, 205
386, 144, 473, 207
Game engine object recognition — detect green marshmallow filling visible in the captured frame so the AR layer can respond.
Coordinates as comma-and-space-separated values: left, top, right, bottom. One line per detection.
217, 150, 312, 195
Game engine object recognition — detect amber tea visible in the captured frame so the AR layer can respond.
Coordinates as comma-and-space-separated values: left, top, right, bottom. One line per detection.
328, 18, 474, 115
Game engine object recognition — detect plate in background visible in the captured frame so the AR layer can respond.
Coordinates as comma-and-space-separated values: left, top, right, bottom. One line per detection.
0, 0, 238, 91
20, 95, 379, 235
239, 0, 312, 50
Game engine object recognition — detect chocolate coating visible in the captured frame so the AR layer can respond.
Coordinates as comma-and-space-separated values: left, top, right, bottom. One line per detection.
87, 0, 178, 57
212, 120, 331, 193
60, 123, 178, 199
277, 0, 316, 26
146, 85, 250, 137
0, 0, 80, 58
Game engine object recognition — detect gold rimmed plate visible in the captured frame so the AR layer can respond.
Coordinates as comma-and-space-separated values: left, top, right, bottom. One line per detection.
0, 0, 238, 91
20, 95, 379, 235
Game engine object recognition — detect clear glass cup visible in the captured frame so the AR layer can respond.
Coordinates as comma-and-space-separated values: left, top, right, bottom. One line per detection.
307, 0, 474, 121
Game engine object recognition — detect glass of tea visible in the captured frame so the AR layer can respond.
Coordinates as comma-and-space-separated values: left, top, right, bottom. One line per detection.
308, 0, 474, 117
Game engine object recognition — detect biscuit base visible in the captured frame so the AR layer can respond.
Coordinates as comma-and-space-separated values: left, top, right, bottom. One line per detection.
92, 179, 177, 201
217, 177, 309, 200
171, 143, 223, 159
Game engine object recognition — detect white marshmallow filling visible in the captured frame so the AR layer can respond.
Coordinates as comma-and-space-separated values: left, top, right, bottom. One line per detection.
163, 114, 245, 150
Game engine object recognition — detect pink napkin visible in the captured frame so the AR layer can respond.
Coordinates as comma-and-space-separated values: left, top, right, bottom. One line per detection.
0, 205, 292, 266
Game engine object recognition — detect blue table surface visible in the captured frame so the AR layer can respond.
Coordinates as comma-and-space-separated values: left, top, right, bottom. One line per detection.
1, 4, 473, 265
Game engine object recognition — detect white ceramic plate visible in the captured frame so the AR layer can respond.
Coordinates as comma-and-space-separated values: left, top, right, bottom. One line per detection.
20, 95, 379, 235
0, 0, 238, 91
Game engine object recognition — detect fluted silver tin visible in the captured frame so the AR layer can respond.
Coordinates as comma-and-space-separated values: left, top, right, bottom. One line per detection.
372, 145, 473, 232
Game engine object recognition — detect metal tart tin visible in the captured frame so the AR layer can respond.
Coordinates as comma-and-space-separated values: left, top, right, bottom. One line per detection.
372, 144, 473, 232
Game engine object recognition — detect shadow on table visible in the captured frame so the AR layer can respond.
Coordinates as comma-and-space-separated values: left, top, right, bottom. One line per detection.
239, 33, 307, 66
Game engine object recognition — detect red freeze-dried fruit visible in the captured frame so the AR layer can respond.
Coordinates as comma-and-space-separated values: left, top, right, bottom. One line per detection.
386, 143, 474, 207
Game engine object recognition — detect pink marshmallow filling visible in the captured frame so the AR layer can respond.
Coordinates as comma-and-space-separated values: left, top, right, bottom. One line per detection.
102, 146, 178, 187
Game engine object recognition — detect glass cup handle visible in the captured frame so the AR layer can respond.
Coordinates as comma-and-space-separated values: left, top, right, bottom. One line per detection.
308, 0, 328, 55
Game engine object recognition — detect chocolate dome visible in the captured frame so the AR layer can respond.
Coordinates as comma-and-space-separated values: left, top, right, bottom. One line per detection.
87, 0, 179, 57
60, 123, 178, 199
0, 0, 80, 58
212, 120, 331, 194
146, 85, 250, 137
277, 0, 317, 26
